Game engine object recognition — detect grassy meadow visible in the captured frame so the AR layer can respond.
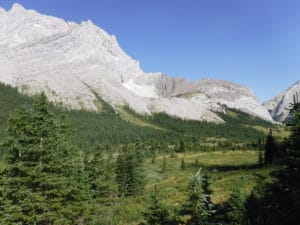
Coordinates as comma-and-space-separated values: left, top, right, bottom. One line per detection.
93, 150, 278, 225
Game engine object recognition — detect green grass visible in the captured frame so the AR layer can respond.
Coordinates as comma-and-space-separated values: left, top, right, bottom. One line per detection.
145, 150, 277, 204
117, 106, 163, 130
92, 150, 278, 225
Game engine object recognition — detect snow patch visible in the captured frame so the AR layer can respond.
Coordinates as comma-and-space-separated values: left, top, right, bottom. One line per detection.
123, 80, 159, 98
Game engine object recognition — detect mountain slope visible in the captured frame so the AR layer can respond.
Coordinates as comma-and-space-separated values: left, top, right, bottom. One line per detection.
263, 81, 300, 122
0, 82, 274, 151
0, 3, 273, 122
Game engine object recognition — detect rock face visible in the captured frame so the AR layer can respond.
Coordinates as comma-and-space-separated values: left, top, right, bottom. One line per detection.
0, 4, 274, 123
263, 81, 300, 122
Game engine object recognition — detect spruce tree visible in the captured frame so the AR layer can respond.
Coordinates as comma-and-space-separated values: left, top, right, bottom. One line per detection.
0, 93, 90, 225
264, 129, 276, 164
115, 145, 145, 196
183, 169, 214, 224
85, 147, 111, 205
142, 185, 171, 225
224, 185, 246, 225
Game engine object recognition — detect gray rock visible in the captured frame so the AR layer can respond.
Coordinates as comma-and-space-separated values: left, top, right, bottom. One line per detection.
263, 81, 300, 122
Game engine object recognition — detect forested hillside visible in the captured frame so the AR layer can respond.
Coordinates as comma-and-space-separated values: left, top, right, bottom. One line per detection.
0, 83, 274, 152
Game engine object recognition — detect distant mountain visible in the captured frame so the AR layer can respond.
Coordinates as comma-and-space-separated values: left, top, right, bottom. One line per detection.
0, 3, 273, 123
263, 81, 300, 122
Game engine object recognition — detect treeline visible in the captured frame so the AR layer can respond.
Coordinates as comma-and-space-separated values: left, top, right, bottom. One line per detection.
0, 83, 178, 150
123, 106, 270, 146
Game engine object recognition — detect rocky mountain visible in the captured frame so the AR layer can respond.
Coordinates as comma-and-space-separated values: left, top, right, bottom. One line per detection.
263, 81, 300, 122
0, 3, 273, 123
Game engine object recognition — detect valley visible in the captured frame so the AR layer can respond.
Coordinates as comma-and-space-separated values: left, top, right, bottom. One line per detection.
0, 3, 299, 225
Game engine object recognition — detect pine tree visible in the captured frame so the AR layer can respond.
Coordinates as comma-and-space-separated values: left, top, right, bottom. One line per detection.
264, 129, 276, 164
224, 185, 246, 225
183, 169, 214, 224
115, 145, 145, 196
0, 93, 90, 225
142, 185, 172, 225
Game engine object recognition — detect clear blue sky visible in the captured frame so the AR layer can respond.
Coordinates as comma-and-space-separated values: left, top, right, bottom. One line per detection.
1, 0, 299, 102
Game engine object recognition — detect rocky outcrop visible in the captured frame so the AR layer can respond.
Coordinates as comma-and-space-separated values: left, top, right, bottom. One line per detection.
263, 81, 300, 122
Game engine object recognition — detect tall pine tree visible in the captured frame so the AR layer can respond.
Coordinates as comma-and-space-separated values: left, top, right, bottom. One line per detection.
183, 169, 214, 225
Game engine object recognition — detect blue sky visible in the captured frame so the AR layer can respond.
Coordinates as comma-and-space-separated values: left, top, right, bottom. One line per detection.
1, 0, 299, 102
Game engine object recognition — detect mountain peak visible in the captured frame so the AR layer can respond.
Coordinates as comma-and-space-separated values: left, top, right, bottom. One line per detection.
82, 20, 94, 26
11, 3, 26, 12
0, 4, 274, 123
0, 7, 5, 14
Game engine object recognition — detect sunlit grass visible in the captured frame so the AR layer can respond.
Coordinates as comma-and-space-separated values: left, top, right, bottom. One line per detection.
144, 150, 278, 206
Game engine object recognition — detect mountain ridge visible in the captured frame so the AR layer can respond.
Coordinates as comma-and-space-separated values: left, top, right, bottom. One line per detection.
263, 80, 300, 122
0, 3, 273, 122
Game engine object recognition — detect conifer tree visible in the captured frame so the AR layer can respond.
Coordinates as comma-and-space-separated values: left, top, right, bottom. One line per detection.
183, 169, 214, 224
142, 185, 172, 225
0, 93, 90, 225
246, 95, 300, 225
288, 93, 300, 152
115, 145, 145, 196
257, 138, 264, 165
224, 185, 246, 225
85, 147, 111, 205
264, 129, 276, 164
